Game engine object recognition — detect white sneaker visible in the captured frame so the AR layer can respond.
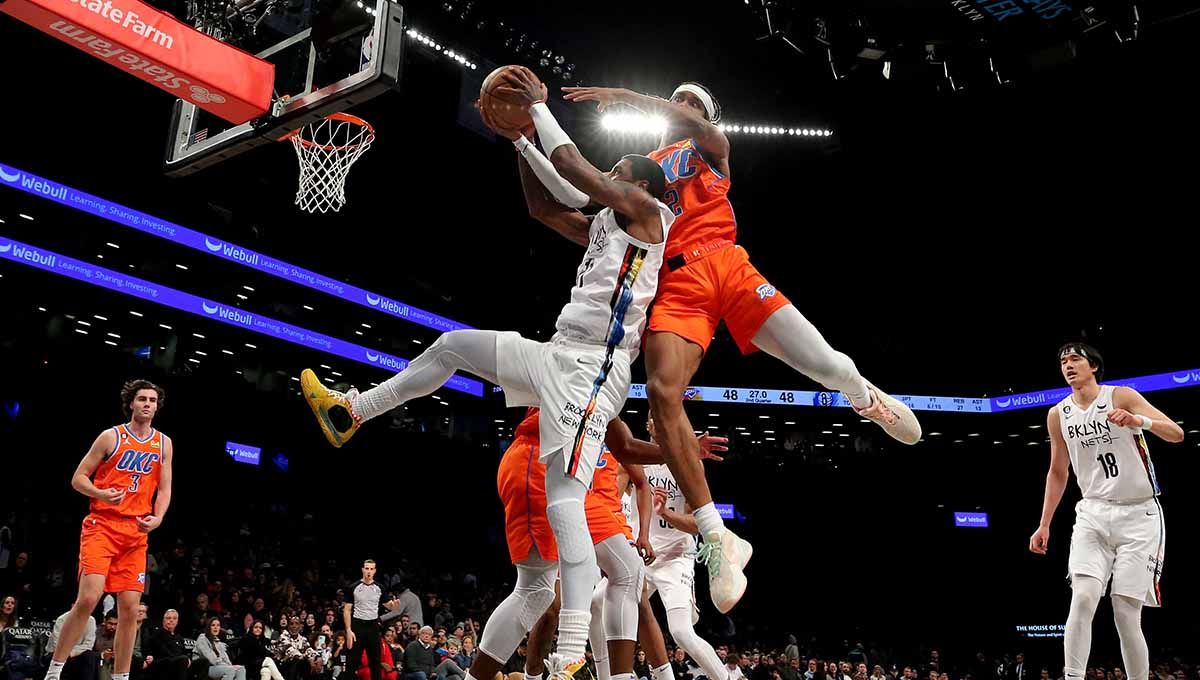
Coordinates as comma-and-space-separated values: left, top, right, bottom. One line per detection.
854, 380, 921, 445
544, 653, 587, 680
697, 530, 747, 614
729, 531, 753, 570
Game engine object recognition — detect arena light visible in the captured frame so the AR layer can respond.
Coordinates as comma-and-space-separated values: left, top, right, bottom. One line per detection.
718, 122, 833, 138
406, 28, 478, 70
601, 113, 667, 135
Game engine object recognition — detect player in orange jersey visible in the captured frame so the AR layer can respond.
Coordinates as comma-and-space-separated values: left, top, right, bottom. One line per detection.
46, 380, 174, 680
561, 81, 921, 612
470, 409, 724, 680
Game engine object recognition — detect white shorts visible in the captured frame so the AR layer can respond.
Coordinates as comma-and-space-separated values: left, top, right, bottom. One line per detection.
1069, 497, 1165, 607
644, 554, 699, 623
496, 332, 632, 486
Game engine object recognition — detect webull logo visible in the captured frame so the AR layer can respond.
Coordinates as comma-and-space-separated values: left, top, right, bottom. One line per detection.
365, 351, 406, 371
5, 245, 56, 267
365, 293, 410, 317
995, 393, 1048, 409
203, 238, 259, 265
0, 166, 21, 183
201, 302, 253, 326
1172, 373, 1198, 385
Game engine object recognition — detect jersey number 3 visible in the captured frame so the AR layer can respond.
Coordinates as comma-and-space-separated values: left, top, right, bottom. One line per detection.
129, 474, 141, 492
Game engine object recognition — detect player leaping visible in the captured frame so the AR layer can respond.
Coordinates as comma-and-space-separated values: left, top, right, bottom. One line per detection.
560, 80, 921, 612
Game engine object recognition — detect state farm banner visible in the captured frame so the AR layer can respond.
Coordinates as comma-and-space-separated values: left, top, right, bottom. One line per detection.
1, 0, 273, 123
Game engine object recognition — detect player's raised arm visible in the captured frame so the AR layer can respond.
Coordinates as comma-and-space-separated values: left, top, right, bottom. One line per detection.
562, 84, 730, 169
516, 150, 591, 247
496, 68, 660, 224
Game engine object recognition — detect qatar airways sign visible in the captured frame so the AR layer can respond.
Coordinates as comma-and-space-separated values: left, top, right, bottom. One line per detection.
1, 0, 273, 123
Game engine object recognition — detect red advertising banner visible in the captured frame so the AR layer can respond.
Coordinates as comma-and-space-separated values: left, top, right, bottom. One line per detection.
2, 0, 274, 123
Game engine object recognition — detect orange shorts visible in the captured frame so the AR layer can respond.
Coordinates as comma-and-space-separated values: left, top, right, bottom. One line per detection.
649, 242, 791, 354
78, 514, 148, 593
497, 436, 558, 564
585, 501, 632, 546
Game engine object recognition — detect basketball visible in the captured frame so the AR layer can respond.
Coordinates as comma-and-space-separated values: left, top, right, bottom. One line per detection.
479, 65, 541, 133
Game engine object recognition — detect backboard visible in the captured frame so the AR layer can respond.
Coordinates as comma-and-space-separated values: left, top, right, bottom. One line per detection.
163, 0, 403, 177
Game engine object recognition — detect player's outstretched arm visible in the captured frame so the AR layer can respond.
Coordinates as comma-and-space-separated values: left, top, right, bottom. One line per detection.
626, 463, 656, 564
72, 429, 124, 504
562, 86, 730, 167
654, 488, 699, 535
1030, 407, 1070, 555
496, 68, 659, 223
1111, 386, 1185, 443
606, 418, 728, 466
516, 151, 591, 246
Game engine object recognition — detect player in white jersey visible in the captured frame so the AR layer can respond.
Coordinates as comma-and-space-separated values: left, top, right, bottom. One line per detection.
639, 417, 742, 680
1029, 343, 1183, 680
301, 67, 673, 680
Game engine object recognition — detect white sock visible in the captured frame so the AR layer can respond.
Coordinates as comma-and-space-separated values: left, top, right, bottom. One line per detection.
46, 661, 66, 680
613, 673, 636, 680
525, 673, 542, 680
692, 503, 725, 538
651, 663, 674, 680
595, 657, 612, 680
113, 673, 130, 680
556, 609, 590, 661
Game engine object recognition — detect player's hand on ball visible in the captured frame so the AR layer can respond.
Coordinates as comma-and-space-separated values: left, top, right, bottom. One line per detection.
477, 97, 535, 141
1106, 408, 1140, 428
136, 515, 161, 533
697, 433, 728, 461
561, 86, 628, 113
1029, 526, 1050, 555
101, 487, 126, 505
636, 536, 656, 565
494, 67, 548, 107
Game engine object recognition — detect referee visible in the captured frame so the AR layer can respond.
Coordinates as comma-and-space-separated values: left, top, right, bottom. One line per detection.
345, 559, 397, 680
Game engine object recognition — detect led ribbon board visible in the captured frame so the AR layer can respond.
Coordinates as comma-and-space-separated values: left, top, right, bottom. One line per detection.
5, 162, 1199, 412
0, 235, 484, 396
0, 163, 471, 334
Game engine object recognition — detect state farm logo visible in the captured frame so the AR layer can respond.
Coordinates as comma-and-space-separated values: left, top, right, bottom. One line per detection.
188, 86, 226, 104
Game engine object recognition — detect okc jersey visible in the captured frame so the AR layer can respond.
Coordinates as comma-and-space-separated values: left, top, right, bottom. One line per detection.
1057, 385, 1159, 502
643, 463, 697, 559
586, 448, 633, 543
91, 424, 166, 518
554, 203, 673, 351
647, 138, 735, 259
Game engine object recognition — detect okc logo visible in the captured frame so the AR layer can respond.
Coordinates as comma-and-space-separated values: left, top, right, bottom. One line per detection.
188, 86, 226, 105
595, 452, 610, 468
115, 449, 159, 473
682, 387, 702, 401
137, 573, 146, 584
756, 283, 776, 301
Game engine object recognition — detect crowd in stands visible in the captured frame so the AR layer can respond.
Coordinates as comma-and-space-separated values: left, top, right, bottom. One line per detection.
1, 515, 1196, 680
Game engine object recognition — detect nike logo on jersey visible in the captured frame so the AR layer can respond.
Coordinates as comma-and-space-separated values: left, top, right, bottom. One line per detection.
1097, 403, 1108, 410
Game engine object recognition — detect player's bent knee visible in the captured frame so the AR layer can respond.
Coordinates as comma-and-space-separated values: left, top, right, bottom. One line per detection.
518, 586, 556, 631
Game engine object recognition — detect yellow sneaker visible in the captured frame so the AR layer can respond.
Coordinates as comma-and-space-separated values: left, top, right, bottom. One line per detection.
300, 368, 361, 448
544, 653, 587, 680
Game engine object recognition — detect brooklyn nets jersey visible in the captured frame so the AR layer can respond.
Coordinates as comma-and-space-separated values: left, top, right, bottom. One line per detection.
1057, 385, 1160, 502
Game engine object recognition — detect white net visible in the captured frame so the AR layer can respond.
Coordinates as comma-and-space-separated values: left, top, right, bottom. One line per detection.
287, 113, 375, 214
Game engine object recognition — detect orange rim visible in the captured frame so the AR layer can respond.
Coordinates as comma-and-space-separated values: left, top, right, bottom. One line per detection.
280, 112, 376, 152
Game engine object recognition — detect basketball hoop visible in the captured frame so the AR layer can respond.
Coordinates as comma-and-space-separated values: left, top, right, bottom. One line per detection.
282, 112, 375, 214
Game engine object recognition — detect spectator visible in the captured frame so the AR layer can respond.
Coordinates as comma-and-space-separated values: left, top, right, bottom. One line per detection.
400, 625, 418, 649
726, 655, 745, 680
196, 617, 247, 680
781, 658, 802, 680
871, 667, 887, 680
634, 650, 650, 680
323, 612, 338, 634
146, 610, 190, 680
0, 553, 34, 601
433, 639, 465, 680
847, 645, 868, 669
327, 632, 349, 680
132, 603, 152, 679
502, 641, 527, 677
0, 595, 18, 631
390, 586, 422, 628
454, 637, 473, 671
752, 655, 778, 680
237, 620, 285, 680
384, 629, 404, 668
305, 616, 317, 638
673, 648, 694, 680
274, 616, 318, 680
805, 660, 819, 680
401, 627, 436, 680
1113, 670, 1126, 680
96, 612, 118, 680
783, 638, 800, 666
47, 608, 98, 680
829, 662, 850, 680
432, 604, 454, 634
191, 595, 215, 638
